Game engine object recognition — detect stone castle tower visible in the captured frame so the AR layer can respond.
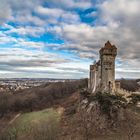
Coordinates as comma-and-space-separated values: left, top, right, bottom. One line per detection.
89, 41, 117, 94
100, 41, 117, 93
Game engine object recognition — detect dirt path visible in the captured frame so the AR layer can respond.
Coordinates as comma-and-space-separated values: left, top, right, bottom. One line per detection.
57, 107, 65, 115
9, 113, 21, 125
1, 113, 21, 133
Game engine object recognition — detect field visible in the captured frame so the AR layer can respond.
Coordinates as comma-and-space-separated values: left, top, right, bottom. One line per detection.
3, 108, 61, 140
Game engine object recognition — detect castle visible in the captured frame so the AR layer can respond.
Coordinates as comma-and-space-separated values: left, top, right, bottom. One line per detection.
89, 41, 119, 94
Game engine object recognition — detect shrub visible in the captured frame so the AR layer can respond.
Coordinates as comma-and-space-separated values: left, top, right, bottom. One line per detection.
88, 92, 127, 116
129, 94, 140, 105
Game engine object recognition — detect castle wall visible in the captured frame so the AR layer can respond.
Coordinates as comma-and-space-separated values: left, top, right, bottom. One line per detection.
90, 69, 94, 92
89, 62, 101, 93
89, 65, 95, 92
96, 64, 101, 89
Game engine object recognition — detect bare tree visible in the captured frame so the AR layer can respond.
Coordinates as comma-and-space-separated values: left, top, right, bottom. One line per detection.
0, 93, 11, 118
76, 106, 98, 140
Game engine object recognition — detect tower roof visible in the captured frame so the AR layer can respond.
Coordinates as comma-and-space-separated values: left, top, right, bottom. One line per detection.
99, 41, 117, 56
104, 41, 117, 49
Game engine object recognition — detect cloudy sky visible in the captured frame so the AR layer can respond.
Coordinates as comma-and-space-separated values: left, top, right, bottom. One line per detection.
0, 0, 140, 79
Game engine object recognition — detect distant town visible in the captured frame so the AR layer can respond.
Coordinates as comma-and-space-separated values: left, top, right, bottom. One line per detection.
0, 78, 74, 93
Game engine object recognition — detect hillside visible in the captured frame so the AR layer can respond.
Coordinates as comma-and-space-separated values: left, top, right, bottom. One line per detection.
120, 79, 140, 92
1, 79, 140, 140
0, 79, 87, 135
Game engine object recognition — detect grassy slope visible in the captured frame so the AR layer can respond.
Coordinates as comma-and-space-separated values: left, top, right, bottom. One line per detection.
15, 108, 59, 127
6, 108, 61, 139
2, 94, 140, 140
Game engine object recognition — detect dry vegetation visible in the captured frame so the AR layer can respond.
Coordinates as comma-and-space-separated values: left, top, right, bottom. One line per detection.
60, 92, 140, 140
0, 78, 140, 140
0, 79, 88, 139
0, 79, 88, 118
120, 79, 140, 92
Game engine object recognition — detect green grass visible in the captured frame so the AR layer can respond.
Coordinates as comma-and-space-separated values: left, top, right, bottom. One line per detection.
17, 108, 59, 125
8, 108, 60, 136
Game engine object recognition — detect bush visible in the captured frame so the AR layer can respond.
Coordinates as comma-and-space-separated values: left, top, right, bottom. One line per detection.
80, 88, 90, 98
129, 94, 140, 105
88, 92, 127, 116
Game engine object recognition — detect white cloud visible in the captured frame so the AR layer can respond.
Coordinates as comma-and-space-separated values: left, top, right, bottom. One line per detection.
0, 0, 81, 26
36, 6, 64, 17
0, 0, 41, 24
45, 0, 92, 9
44, 0, 140, 78
0, 30, 45, 49
99, 0, 140, 22
6, 26, 45, 37
36, 6, 80, 24
0, 0, 140, 78
16, 39, 45, 49
0, 47, 89, 78
13, 14, 45, 26
0, 31, 18, 44
0, 0, 12, 24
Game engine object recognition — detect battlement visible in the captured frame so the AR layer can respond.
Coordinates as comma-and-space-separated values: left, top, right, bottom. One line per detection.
90, 65, 94, 70
90, 61, 101, 71
100, 41, 117, 56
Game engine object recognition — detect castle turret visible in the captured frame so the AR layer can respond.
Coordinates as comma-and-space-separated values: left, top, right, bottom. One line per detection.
99, 41, 117, 93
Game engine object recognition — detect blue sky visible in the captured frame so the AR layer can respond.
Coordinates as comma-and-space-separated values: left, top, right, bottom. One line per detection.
0, 0, 140, 79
